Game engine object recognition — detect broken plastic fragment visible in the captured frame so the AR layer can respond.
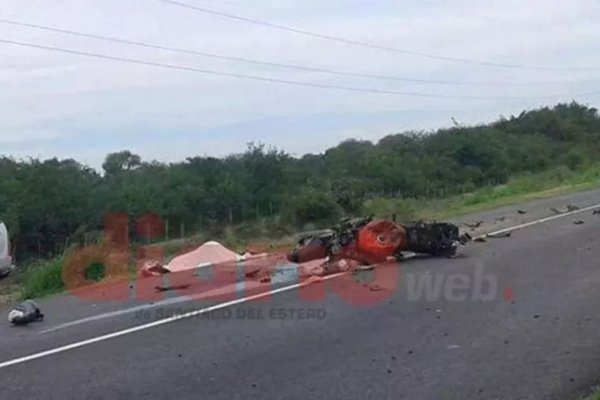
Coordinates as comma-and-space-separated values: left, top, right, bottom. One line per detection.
487, 232, 512, 239
551, 204, 580, 215
154, 284, 191, 293
141, 260, 170, 277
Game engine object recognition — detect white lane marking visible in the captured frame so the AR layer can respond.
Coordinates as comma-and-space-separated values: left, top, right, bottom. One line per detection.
39, 295, 211, 334
0, 273, 344, 370
40, 266, 303, 334
2, 202, 600, 369
480, 203, 600, 238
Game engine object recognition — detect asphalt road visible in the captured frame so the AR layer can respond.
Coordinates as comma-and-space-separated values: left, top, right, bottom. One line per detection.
2, 190, 600, 399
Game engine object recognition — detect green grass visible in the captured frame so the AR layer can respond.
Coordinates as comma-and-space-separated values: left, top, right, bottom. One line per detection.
19, 257, 66, 300
365, 164, 600, 221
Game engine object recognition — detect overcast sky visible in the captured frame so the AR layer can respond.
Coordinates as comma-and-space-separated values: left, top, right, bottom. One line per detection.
1, 0, 600, 168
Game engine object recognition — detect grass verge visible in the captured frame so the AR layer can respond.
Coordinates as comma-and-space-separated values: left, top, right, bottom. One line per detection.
19, 257, 65, 300
365, 165, 600, 221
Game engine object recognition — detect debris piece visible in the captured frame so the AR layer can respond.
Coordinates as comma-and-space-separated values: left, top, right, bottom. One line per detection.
459, 233, 472, 245
155, 284, 191, 293
8, 300, 44, 326
474, 237, 487, 243
244, 267, 262, 279
593, 210, 600, 215
495, 216, 507, 222
465, 221, 483, 229
573, 220, 585, 225
141, 260, 170, 277
0, 263, 14, 280
487, 231, 512, 239
259, 276, 272, 283
551, 204, 580, 215
357, 265, 376, 271
517, 210, 527, 215
369, 284, 383, 292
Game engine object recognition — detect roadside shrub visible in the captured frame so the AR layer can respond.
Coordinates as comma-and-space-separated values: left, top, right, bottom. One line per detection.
20, 257, 65, 300
284, 188, 343, 225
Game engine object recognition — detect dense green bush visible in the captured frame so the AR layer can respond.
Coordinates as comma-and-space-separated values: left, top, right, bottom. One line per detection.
20, 257, 65, 300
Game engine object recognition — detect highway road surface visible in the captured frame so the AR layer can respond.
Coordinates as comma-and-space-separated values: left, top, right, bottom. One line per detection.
2, 189, 600, 399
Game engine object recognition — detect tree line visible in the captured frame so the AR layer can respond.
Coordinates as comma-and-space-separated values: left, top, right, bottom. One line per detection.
1, 102, 599, 261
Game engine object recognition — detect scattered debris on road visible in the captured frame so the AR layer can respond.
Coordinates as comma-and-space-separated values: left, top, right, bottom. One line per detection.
459, 233, 472, 244
517, 210, 528, 215
368, 284, 383, 292
8, 300, 44, 326
495, 216, 507, 222
465, 221, 483, 229
487, 232, 512, 239
141, 260, 170, 277
244, 267, 262, 280
474, 237, 487, 243
550, 204, 580, 215
593, 210, 600, 215
573, 220, 585, 225
154, 284, 192, 293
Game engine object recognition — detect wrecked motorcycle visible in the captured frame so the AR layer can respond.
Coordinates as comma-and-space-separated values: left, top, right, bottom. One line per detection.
288, 216, 470, 266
